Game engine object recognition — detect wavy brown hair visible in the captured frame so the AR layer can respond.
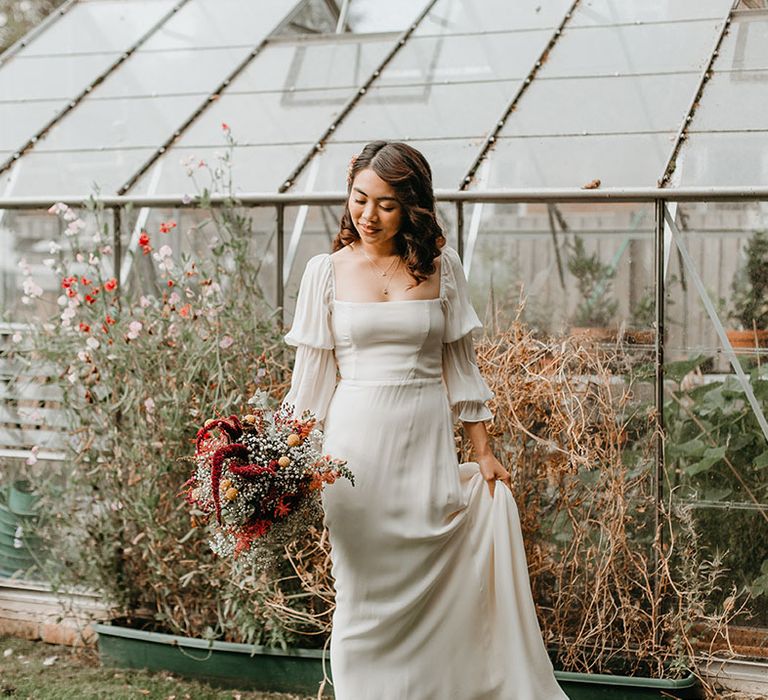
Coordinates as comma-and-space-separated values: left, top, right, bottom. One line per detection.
332, 141, 446, 286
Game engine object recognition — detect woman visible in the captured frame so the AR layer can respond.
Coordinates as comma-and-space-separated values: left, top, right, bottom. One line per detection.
281, 141, 567, 699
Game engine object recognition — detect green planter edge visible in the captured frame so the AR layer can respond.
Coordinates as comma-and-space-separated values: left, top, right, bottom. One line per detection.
92, 622, 702, 699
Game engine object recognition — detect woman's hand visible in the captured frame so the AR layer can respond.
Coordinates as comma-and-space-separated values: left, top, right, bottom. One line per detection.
476, 451, 512, 498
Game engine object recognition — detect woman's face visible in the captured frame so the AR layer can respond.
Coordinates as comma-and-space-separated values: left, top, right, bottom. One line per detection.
348, 168, 403, 248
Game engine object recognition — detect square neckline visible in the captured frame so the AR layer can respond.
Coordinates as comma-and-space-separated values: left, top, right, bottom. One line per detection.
329, 247, 445, 305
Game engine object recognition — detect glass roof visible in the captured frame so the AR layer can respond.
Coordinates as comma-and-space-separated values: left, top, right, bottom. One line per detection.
0, 0, 764, 197
472, 0, 734, 190
677, 12, 768, 187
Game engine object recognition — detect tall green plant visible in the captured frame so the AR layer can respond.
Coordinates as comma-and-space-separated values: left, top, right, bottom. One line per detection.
730, 229, 768, 331
566, 235, 618, 328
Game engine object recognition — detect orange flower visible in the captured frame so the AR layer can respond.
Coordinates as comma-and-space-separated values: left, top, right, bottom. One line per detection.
104, 278, 118, 292
179, 303, 192, 318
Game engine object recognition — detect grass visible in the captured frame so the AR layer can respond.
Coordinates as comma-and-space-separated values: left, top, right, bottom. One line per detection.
0, 635, 315, 700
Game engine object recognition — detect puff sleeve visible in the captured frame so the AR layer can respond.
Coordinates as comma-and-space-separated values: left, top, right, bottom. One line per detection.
440, 246, 494, 424
281, 254, 338, 429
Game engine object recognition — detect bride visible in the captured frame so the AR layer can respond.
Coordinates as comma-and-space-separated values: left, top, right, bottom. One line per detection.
281, 141, 568, 699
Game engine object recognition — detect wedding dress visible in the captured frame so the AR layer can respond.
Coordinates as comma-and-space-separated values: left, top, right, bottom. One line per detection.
281, 244, 568, 700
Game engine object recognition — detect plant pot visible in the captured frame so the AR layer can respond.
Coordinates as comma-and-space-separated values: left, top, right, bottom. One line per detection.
725, 328, 768, 349
93, 622, 702, 699
569, 326, 618, 343
554, 669, 701, 699
7, 480, 40, 516
92, 621, 334, 697
622, 328, 655, 346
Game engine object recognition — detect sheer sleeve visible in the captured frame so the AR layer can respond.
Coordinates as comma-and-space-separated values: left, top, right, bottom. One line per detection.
440, 246, 494, 424
281, 253, 338, 428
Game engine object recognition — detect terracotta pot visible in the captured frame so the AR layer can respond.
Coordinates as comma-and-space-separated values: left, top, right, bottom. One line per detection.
569, 326, 618, 343
622, 329, 655, 346
725, 329, 768, 349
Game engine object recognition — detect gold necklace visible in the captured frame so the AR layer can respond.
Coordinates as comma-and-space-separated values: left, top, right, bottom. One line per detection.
352, 242, 402, 296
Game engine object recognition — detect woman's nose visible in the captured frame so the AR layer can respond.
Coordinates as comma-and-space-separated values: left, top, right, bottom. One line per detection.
363, 203, 378, 222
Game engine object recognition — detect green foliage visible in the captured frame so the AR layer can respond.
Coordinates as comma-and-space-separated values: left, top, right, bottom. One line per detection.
730, 229, 768, 331
6, 137, 329, 648
565, 235, 618, 328
664, 357, 768, 621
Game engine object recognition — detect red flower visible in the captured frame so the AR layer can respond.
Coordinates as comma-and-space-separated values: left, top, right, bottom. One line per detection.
179, 303, 192, 318
84, 294, 96, 304
210, 442, 249, 524
66, 288, 78, 298
159, 221, 177, 234
221, 122, 230, 132
61, 276, 76, 289
105, 314, 116, 325
104, 278, 118, 292
80, 276, 92, 286
139, 231, 150, 246
78, 322, 90, 333
167, 280, 174, 287
274, 498, 291, 518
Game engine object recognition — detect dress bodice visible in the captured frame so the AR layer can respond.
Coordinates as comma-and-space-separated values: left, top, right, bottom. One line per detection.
282, 244, 494, 425
331, 299, 445, 381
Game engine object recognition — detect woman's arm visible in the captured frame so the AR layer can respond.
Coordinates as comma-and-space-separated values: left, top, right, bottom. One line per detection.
462, 419, 512, 497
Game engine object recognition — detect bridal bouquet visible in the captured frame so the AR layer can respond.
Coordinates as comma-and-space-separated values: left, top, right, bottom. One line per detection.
178, 390, 353, 571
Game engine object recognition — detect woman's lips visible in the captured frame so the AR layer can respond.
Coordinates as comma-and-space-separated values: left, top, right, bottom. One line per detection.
359, 224, 379, 234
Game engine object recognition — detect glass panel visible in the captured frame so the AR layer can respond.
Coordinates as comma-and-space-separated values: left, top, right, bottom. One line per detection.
129, 144, 312, 196
544, 20, 723, 77
0, 206, 114, 323
179, 89, 351, 147
568, 0, 732, 26
467, 203, 655, 338
22, 0, 177, 56
676, 132, 768, 187
664, 202, 768, 366
331, 81, 515, 142
478, 133, 674, 189
0, 102, 62, 151
94, 47, 248, 98
415, 0, 572, 36
231, 38, 393, 92
663, 202, 768, 630
31, 95, 202, 152
140, 0, 296, 51
7, 149, 156, 197
689, 70, 768, 132
345, 0, 428, 33
123, 206, 278, 309
498, 74, 698, 137
377, 30, 551, 86
289, 138, 485, 192
0, 53, 117, 101
715, 13, 768, 71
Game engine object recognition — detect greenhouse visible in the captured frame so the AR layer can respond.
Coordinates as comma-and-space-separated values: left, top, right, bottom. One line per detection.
0, 0, 767, 697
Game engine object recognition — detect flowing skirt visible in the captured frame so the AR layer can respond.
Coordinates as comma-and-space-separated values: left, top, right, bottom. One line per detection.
321, 376, 568, 700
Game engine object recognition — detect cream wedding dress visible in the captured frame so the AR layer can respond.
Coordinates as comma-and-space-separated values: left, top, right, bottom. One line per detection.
281, 245, 567, 700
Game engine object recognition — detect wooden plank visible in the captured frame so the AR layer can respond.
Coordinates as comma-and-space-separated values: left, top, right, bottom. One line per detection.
0, 382, 64, 403
0, 405, 71, 429
0, 448, 66, 461
0, 427, 68, 450
0, 358, 59, 377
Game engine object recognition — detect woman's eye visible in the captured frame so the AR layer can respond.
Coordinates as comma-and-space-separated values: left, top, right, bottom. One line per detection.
353, 199, 365, 205
381, 207, 394, 212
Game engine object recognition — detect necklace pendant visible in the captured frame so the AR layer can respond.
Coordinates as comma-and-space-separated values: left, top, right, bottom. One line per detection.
383, 290, 388, 295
